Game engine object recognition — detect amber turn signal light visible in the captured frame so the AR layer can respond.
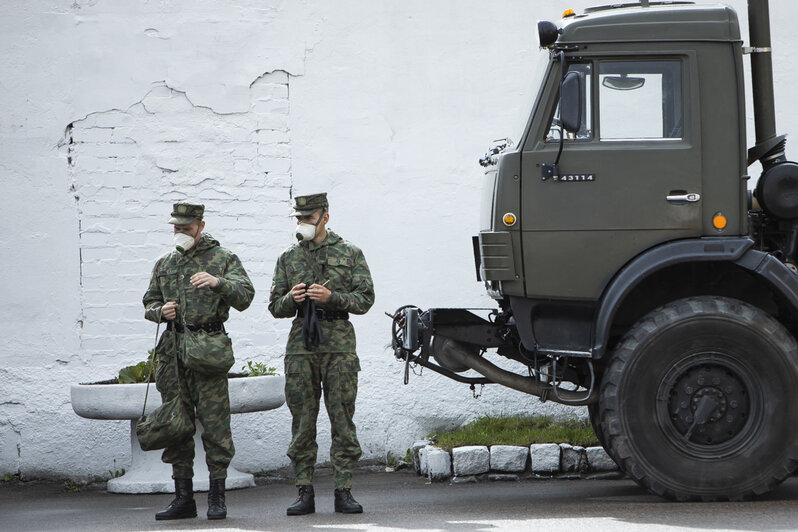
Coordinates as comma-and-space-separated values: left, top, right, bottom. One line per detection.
713, 213, 727, 230
503, 213, 517, 227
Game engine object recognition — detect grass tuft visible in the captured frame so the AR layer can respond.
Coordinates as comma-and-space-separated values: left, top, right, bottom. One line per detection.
1, 472, 20, 483
429, 415, 599, 452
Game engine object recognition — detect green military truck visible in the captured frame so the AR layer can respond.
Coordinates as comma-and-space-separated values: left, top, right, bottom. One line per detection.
391, 0, 798, 500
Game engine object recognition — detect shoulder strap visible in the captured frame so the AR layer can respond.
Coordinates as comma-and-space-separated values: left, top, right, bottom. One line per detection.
140, 309, 183, 418
141, 310, 162, 419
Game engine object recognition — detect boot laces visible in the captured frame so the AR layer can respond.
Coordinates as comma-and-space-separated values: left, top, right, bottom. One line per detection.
295, 485, 313, 502
209, 482, 225, 507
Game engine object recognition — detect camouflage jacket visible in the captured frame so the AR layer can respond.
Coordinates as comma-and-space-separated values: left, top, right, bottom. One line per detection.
269, 231, 374, 354
143, 233, 255, 328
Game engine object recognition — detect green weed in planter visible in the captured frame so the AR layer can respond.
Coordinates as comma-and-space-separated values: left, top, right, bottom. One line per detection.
242, 361, 277, 376
117, 350, 158, 384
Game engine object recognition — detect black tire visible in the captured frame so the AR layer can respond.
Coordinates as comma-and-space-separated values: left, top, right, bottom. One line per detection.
599, 296, 798, 501
588, 402, 607, 450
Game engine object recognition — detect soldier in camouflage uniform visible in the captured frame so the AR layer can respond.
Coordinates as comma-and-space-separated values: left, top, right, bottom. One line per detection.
269, 193, 375, 515
143, 202, 255, 521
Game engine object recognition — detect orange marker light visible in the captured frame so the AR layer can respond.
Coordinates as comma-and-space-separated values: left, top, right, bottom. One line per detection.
563, 8, 576, 17
713, 213, 727, 230
503, 213, 517, 227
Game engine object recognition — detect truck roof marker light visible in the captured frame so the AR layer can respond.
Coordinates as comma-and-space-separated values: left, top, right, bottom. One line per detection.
563, 9, 576, 18
537, 20, 561, 48
503, 213, 517, 227
713, 213, 727, 230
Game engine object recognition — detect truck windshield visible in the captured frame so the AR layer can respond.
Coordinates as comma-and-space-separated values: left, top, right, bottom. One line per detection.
508, 51, 551, 147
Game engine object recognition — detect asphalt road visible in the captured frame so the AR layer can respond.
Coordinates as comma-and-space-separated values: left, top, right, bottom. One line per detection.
4, 469, 798, 531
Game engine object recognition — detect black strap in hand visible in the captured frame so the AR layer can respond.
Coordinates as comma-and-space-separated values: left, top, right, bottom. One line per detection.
301, 296, 324, 351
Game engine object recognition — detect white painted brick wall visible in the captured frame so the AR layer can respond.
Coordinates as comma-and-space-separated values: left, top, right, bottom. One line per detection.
69, 76, 292, 369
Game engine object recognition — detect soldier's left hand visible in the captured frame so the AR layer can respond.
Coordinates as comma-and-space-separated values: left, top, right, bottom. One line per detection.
190, 271, 219, 289
307, 283, 331, 303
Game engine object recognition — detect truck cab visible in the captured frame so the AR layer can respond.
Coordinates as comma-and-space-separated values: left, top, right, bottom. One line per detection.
393, 1, 798, 501
480, 2, 750, 357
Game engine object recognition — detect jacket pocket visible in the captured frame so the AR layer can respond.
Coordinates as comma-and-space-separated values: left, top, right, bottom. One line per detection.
325, 256, 353, 290
157, 270, 180, 301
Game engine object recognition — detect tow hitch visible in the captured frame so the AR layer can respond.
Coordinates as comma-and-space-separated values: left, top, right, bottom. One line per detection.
388, 306, 596, 405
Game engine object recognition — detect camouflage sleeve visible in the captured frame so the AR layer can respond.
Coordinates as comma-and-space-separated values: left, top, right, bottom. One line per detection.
143, 258, 165, 323
268, 252, 298, 318
328, 247, 375, 315
212, 253, 255, 312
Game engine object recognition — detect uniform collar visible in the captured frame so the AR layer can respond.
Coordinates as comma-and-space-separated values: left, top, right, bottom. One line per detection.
180, 233, 218, 258
304, 230, 341, 251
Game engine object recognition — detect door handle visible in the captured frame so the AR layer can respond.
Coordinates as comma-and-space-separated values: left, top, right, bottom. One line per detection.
666, 192, 701, 203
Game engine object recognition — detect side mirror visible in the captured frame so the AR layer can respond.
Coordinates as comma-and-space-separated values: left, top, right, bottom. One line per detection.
537, 21, 560, 48
560, 71, 583, 134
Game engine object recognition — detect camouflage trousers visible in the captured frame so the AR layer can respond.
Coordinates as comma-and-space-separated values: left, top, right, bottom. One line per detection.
155, 341, 234, 480
284, 352, 362, 488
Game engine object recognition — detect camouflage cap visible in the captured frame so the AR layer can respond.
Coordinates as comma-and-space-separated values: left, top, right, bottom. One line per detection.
290, 193, 328, 217
168, 202, 205, 225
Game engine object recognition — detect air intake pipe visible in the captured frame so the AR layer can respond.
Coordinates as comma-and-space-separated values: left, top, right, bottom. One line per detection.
748, 0, 786, 168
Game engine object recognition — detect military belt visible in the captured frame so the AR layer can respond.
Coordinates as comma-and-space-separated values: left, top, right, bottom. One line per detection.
308, 309, 349, 321
167, 321, 226, 333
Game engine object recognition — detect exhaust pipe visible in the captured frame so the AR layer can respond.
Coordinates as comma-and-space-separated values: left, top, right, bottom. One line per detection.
748, 0, 786, 167
433, 338, 597, 405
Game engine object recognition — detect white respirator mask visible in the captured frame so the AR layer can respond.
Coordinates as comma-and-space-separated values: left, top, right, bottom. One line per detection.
295, 209, 325, 242
174, 232, 196, 253
295, 222, 318, 242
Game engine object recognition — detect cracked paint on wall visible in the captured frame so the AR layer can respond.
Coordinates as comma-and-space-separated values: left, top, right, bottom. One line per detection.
64, 72, 293, 364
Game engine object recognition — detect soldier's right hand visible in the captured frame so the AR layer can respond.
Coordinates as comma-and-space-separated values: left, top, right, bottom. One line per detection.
162, 301, 179, 320
290, 283, 308, 304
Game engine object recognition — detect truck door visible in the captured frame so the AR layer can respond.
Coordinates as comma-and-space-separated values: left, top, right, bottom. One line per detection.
520, 56, 701, 300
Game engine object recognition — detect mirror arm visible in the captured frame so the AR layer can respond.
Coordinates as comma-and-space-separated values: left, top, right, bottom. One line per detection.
541, 52, 571, 182
555, 52, 569, 166
554, 127, 565, 167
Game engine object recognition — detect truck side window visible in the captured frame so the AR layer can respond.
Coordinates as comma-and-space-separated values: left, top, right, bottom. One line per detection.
546, 63, 593, 142
598, 60, 682, 140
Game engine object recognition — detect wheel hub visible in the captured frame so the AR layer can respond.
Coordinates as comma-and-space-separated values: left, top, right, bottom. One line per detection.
666, 363, 750, 445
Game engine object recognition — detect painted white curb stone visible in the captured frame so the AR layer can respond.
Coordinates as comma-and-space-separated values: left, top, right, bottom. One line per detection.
419, 446, 451, 481
530, 443, 561, 474
490, 445, 528, 472
412, 440, 433, 475
418, 445, 430, 475
71, 375, 285, 493
560, 443, 587, 473
586, 446, 618, 472
452, 446, 490, 476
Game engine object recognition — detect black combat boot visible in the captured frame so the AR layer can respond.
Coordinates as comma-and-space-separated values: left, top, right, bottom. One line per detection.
286, 485, 315, 515
155, 478, 197, 520
207, 478, 227, 520
334, 488, 363, 513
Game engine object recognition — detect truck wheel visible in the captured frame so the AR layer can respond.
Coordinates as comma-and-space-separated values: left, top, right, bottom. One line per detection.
600, 296, 798, 501
587, 402, 607, 450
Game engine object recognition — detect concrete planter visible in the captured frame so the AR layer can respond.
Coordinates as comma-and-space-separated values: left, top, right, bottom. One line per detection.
71, 374, 285, 494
